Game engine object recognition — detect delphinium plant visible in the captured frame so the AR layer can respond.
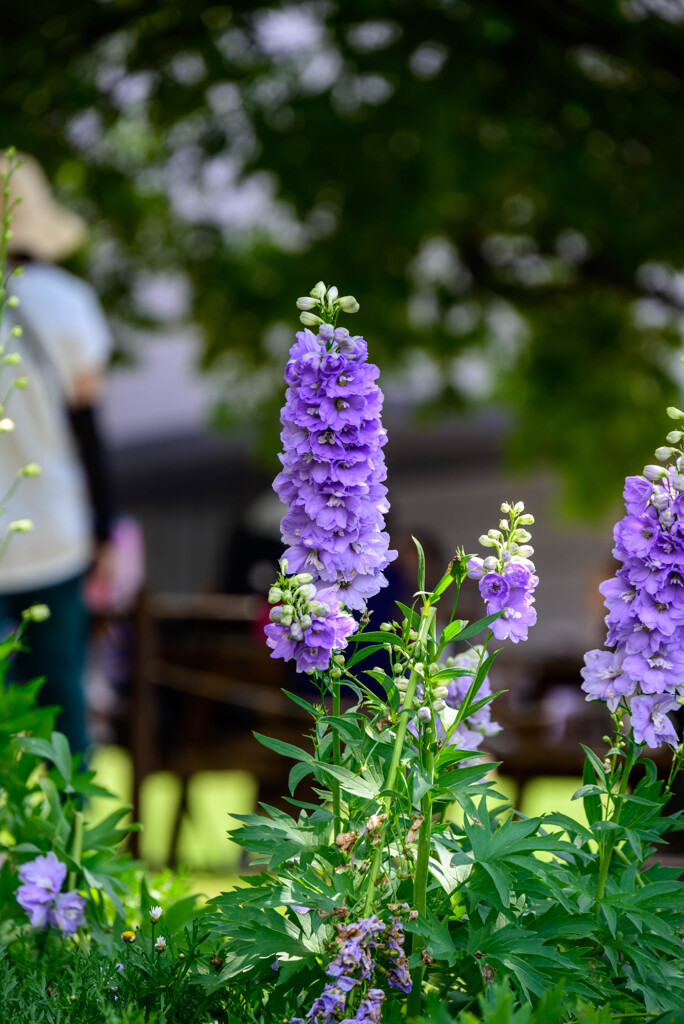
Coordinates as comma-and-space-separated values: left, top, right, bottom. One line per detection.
204, 284, 684, 1024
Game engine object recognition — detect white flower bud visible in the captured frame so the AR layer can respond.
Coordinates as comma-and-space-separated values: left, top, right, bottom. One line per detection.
487, 529, 503, 542
483, 556, 498, 571
21, 604, 50, 622
500, 502, 510, 513
379, 622, 393, 632
516, 545, 534, 558
20, 463, 41, 477
502, 546, 515, 559
643, 464, 667, 481
280, 607, 294, 626
268, 586, 284, 604
299, 312, 324, 327
667, 406, 684, 420
478, 534, 497, 548
433, 686, 449, 699
513, 501, 525, 513
6, 295, 19, 308
433, 699, 446, 711
517, 513, 535, 525
416, 707, 431, 723
337, 295, 360, 313
310, 281, 326, 300
296, 583, 317, 601
655, 446, 675, 461
666, 431, 683, 444
296, 296, 318, 310
326, 285, 339, 303
0, 418, 15, 432
149, 905, 163, 923
9, 519, 33, 532
499, 519, 508, 530
513, 529, 531, 543
292, 572, 314, 584
308, 600, 330, 616
395, 677, 409, 692
154, 936, 167, 953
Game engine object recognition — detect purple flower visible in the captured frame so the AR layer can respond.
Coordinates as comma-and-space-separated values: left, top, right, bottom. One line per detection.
15, 852, 86, 934
442, 649, 501, 751
274, 324, 397, 614
479, 573, 510, 611
48, 891, 87, 935
581, 462, 684, 746
265, 580, 358, 674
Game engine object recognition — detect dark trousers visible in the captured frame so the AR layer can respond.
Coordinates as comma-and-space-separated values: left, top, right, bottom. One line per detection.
0, 573, 89, 755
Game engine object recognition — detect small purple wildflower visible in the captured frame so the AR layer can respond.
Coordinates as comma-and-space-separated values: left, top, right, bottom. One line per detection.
15, 851, 86, 934
265, 572, 357, 674
581, 453, 684, 747
443, 648, 502, 752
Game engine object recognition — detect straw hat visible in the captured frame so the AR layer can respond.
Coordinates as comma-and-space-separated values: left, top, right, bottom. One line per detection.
0, 152, 87, 262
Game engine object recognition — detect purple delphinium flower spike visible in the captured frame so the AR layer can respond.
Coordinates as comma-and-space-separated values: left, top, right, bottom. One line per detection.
467, 501, 538, 644
273, 292, 396, 614
580, 434, 684, 746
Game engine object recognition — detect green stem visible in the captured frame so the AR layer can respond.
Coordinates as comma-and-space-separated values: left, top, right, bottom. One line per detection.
407, 715, 436, 1019
67, 809, 83, 892
332, 675, 342, 838
362, 603, 435, 916
595, 740, 637, 904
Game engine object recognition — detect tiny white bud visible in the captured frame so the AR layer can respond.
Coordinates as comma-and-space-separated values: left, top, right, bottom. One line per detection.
655, 446, 675, 462
296, 583, 317, 601
482, 556, 498, 571
478, 534, 497, 548
517, 513, 535, 525
6, 295, 19, 307
395, 677, 409, 692
326, 285, 339, 303
3, 353, 21, 365
337, 295, 359, 313
149, 905, 163, 923
310, 281, 326, 301
516, 545, 534, 558
292, 572, 314, 584
487, 529, 503, 542
513, 529, 532, 543
10, 325, 22, 337
433, 699, 445, 711
416, 706, 431, 723
268, 586, 284, 604
14, 378, 28, 389
154, 935, 167, 953
500, 502, 510, 513
296, 296, 318, 310
299, 312, 324, 327
498, 519, 508, 530
513, 501, 525, 513
667, 406, 684, 420
666, 431, 682, 444
9, 519, 33, 532
433, 686, 449, 699
21, 604, 50, 622
0, 418, 14, 432
643, 464, 667, 481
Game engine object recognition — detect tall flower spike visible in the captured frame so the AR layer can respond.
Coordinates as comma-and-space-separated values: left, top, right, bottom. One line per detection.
467, 502, 538, 644
272, 287, 397, 615
581, 425, 684, 748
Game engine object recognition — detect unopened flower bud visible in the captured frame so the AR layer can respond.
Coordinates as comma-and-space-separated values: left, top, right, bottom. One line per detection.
21, 604, 50, 622
299, 312, 324, 327
518, 513, 535, 525
9, 518, 33, 532
516, 545, 534, 558
643, 464, 667, 481
6, 295, 19, 308
280, 606, 294, 626
379, 622, 393, 632
154, 936, 167, 953
502, 546, 515, 559
478, 535, 497, 548
20, 463, 41, 477
15, 378, 28, 389
482, 556, 498, 571
667, 406, 684, 420
433, 699, 445, 711
395, 677, 409, 692
268, 586, 283, 604
0, 417, 14, 431
433, 686, 449, 699
416, 707, 431, 723
655, 446, 675, 461
498, 519, 508, 530
513, 501, 525, 513
513, 529, 532, 543
3, 352, 21, 365
337, 295, 360, 313
487, 529, 503, 542
122, 930, 136, 943
500, 502, 510, 513
296, 296, 318, 310
666, 430, 683, 444
326, 285, 339, 303
296, 583, 317, 601
292, 572, 313, 584
10, 325, 22, 337
310, 281, 326, 300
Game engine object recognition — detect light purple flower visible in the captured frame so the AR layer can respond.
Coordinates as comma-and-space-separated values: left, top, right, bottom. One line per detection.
49, 890, 87, 935
18, 851, 66, 894
15, 851, 86, 934
630, 695, 679, 748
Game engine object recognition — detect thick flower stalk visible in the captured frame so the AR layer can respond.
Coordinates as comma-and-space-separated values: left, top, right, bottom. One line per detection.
273, 283, 396, 615
581, 414, 684, 748
265, 563, 357, 674
15, 851, 86, 934
467, 501, 538, 643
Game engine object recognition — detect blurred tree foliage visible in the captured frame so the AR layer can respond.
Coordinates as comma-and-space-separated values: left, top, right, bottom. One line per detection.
1, 0, 684, 512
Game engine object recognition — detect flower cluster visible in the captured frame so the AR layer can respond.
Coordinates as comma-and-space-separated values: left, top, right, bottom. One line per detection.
581, 420, 684, 747
273, 287, 396, 613
16, 851, 86, 934
265, 564, 357, 673
290, 915, 410, 1024
467, 501, 538, 644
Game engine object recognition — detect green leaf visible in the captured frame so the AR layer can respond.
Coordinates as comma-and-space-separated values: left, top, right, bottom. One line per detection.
578, 759, 603, 825
442, 611, 502, 644
395, 601, 420, 629
413, 535, 426, 592
253, 732, 312, 763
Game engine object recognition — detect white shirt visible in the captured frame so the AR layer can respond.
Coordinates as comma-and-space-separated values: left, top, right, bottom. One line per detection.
0, 263, 111, 591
